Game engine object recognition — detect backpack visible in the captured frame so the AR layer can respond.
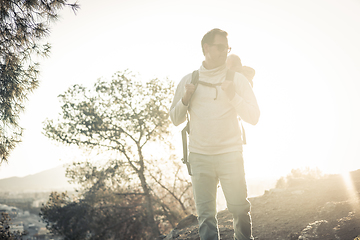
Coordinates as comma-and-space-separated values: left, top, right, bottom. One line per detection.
181, 69, 246, 175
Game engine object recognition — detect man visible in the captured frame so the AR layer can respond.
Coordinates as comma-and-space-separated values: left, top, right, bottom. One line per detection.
169, 28, 260, 240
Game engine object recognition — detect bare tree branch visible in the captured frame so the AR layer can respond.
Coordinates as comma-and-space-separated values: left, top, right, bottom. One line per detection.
150, 173, 189, 215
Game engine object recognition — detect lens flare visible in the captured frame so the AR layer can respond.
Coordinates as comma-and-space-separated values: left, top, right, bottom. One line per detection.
341, 171, 359, 210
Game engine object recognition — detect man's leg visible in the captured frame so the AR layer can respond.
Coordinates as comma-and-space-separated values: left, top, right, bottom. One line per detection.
218, 151, 254, 240
190, 153, 219, 240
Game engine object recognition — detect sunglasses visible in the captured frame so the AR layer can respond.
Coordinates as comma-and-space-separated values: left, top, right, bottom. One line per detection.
209, 44, 231, 53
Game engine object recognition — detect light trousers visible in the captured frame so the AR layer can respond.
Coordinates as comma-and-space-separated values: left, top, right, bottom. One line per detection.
190, 151, 254, 240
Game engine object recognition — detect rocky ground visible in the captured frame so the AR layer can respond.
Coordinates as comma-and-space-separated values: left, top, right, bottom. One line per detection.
161, 169, 360, 240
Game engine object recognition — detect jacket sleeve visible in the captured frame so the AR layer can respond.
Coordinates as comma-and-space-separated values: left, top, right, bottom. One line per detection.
229, 73, 260, 125
169, 74, 191, 126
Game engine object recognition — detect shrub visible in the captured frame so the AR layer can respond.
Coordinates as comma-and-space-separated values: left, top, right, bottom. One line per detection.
276, 167, 323, 189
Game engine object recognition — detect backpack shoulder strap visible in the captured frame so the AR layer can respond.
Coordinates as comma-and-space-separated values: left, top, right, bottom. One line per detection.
185, 69, 199, 123
191, 70, 199, 85
192, 69, 234, 86
180, 69, 199, 176
226, 69, 235, 81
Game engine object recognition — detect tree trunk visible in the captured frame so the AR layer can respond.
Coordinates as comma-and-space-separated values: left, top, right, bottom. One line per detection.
138, 170, 160, 238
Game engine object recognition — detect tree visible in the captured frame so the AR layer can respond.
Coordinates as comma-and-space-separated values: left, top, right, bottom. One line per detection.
0, 212, 24, 240
43, 70, 194, 238
0, 0, 79, 164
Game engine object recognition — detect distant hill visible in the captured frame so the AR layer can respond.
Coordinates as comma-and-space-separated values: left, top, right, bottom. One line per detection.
0, 165, 76, 192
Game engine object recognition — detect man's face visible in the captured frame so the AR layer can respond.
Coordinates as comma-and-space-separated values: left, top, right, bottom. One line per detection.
204, 34, 229, 68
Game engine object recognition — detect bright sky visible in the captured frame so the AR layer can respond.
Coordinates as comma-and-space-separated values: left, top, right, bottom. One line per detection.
1, 0, 360, 181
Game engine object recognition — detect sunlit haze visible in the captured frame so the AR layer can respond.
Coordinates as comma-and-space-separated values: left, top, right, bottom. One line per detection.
341, 171, 359, 209
1, 0, 360, 183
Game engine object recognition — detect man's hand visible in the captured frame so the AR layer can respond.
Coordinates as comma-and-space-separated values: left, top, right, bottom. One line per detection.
182, 84, 196, 106
221, 80, 235, 100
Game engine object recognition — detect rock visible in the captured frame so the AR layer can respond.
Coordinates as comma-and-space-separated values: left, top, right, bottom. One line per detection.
163, 214, 198, 240
175, 214, 198, 230
298, 220, 330, 240
334, 211, 360, 240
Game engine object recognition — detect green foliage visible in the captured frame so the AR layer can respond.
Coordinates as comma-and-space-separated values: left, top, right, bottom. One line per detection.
276, 167, 323, 189
0, 212, 24, 240
43, 70, 173, 154
0, 0, 79, 164
65, 160, 131, 193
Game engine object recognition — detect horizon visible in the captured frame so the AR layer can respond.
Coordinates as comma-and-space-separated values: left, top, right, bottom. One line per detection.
1, 163, 358, 213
